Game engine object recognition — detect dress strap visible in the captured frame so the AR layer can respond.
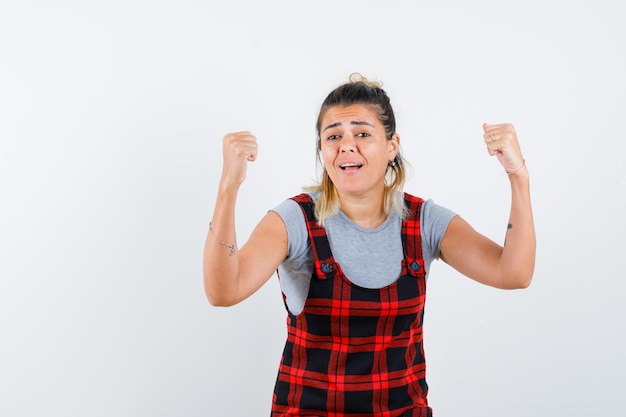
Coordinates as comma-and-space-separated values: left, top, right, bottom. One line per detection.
290, 193, 336, 279
402, 192, 426, 276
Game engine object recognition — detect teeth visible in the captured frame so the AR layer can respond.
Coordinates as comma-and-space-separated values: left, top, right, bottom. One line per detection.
341, 163, 361, 168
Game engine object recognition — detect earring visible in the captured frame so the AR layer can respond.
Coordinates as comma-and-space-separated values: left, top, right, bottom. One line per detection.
388, 159, 397, 168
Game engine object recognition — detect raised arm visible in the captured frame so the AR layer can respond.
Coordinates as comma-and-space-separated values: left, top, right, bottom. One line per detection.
440, 123, 536, 289
203, 131, 288, 306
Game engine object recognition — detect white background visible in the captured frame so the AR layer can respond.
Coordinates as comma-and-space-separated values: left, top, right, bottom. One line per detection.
1, 1, 625, 416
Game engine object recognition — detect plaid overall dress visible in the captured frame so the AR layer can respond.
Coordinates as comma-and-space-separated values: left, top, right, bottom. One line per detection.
272, 193, 432, 417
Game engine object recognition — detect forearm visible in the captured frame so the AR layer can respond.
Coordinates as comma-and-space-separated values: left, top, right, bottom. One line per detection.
499, 166, 536, 287
203, 184, 242, 306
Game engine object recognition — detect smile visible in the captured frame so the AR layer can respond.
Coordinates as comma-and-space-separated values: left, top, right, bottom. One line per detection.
340, 163, 363, 170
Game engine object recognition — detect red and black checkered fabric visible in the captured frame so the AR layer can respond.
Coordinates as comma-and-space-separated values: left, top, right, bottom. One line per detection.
272, 193, 432, 417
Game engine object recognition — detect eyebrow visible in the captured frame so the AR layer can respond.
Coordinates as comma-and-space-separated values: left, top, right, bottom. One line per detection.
322, 121, 375, 132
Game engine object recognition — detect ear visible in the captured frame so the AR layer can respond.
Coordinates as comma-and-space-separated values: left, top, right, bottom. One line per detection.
388, 133, 400, 159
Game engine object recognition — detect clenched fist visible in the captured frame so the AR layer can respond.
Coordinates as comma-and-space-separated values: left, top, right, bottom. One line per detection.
220, 131, 259, 189
482, 123, 526, 175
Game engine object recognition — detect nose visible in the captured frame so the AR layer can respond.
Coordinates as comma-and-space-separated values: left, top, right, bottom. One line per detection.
339, 134, 356, 152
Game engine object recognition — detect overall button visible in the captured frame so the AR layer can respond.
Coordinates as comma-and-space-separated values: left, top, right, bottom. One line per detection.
410, 261, 421, 272
321, 263, 333, 274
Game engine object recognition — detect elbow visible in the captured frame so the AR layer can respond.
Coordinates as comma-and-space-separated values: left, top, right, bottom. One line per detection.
499, 258, 535, 289
506, 271, 534, 290
516, 276, 532, 289
517, 263, 536, 289
205, 290, 238, 307
203, 278, 239, 307
207, 298, 237, 307
203, 262, 242, 306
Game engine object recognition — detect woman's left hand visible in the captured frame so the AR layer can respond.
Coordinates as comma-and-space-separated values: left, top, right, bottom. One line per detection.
482, 123, 525, 174
438, 122, 535, 290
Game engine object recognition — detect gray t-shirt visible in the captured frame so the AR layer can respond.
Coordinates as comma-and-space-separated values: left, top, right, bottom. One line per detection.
272, 193, 457, 315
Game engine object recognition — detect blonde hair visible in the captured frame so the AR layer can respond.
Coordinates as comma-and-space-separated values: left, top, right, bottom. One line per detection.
305, 73, 408, 225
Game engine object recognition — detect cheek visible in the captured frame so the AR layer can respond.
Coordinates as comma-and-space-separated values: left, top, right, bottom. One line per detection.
320, 147, 335, 164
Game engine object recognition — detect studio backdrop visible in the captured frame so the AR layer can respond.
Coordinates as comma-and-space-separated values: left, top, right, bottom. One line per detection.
1, 1, 624, 416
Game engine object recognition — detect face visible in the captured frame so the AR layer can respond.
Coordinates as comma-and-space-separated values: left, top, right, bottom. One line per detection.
319, 104, 400, 198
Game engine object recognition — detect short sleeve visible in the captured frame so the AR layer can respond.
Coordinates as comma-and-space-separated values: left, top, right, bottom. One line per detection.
271, 198, 315, 315
421, 199, 457, 261
271, 198, 311, 262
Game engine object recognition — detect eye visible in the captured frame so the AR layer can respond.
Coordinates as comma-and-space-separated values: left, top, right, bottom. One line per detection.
356, 132, 370, 138
327, 134, 341, 141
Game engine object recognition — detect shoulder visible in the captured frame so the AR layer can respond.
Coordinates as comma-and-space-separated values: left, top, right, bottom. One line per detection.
289, 192, 314, 204
273, 194, 310, 225
399, 192, 456, 222
402, 192, 424, 203
421, 198, 456, 222
400, 192, 424, 220
274, 193, 318, 215
271, 194, 315, 259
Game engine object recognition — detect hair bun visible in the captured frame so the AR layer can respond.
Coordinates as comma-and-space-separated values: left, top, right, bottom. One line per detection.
348, 72, 383, 89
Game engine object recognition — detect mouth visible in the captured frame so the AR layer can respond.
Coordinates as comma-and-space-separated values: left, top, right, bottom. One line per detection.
340, 163, 363, 170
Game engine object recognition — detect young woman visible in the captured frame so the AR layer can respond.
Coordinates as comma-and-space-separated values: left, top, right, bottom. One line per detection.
203, 73, 535, 416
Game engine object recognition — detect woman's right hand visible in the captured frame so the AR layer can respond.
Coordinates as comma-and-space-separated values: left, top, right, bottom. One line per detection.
220, 131, 258, 189
206, 131, 287, 307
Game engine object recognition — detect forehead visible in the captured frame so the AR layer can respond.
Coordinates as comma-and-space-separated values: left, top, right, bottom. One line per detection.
320, 104, 380, 126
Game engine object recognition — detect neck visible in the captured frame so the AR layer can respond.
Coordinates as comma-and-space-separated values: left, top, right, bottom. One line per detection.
337, 192, 387, 228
